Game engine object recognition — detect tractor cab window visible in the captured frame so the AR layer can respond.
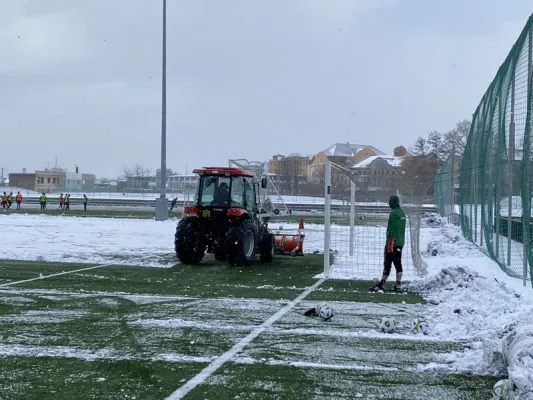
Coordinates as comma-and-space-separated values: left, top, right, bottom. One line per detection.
243, 177, 256, 213
198, 176, 231, 207
230, 177, 245, 208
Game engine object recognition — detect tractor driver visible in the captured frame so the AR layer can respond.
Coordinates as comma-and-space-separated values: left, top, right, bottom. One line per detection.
213, 181, 230, 206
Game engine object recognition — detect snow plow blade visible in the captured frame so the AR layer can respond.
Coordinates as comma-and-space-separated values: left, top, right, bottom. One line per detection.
273, 218, 305, 256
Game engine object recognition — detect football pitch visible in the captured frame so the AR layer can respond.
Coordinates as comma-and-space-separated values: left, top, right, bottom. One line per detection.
0, 255, 497, 399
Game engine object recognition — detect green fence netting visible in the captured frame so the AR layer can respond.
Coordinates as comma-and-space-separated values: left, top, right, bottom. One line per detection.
459, 14, 533, 287
434, 154, 455, 218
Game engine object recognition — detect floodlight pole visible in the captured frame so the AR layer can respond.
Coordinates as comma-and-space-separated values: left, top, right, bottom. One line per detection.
155, 0, 168, 221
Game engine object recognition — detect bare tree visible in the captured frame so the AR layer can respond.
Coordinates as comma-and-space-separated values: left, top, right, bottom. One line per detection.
410, 136, 429, 156
122, 163, 153, 190
443, 119, 470, 156
313, 164, 325, 186
400, 154, 442, 198
427, 131, 446, 160
122, 163, 153, 179
279, 154, 307, 195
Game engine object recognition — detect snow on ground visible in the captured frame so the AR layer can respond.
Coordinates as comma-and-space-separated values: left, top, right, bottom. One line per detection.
0, 214, 178, 267
0, 214, 324, 267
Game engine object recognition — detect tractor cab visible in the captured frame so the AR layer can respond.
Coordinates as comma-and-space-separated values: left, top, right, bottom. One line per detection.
184, 167, 267, 220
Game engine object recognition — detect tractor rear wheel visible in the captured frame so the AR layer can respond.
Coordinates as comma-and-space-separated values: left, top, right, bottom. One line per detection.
175, 217, 205, 265
226, 219, 257, 267
260, 232, 274, 263
214, 247, 226, 261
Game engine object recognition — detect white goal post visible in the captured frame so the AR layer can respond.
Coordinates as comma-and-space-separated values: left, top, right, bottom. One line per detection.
322, 160, 428, 280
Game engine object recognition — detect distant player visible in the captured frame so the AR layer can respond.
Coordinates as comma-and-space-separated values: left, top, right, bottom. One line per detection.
370, 195, 406, 293
15, 192, 22, 210
169, 197, 177, 211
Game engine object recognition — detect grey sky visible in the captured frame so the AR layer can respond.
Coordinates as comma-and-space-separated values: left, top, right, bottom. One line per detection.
1, 0, 531, 178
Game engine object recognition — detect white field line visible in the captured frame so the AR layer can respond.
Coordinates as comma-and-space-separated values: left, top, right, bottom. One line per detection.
0, 263, 115, 288
0, 255, 157, 289
165, 277, 328, 400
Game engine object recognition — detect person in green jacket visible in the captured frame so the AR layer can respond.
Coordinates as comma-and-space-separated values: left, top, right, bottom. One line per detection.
370, 195, 406, 293
39, 192, 47, 210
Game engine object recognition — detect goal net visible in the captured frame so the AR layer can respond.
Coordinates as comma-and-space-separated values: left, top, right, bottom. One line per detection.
322, 160, 428, 281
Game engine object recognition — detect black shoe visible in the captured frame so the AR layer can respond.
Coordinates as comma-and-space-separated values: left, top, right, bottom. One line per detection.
369, 283, 385, 292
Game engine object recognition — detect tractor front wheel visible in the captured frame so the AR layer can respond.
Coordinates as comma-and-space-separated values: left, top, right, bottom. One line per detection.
226, 219, 257, 267
175, 217, 205, 265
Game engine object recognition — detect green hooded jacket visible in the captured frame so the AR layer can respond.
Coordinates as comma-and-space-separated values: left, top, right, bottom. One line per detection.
386, 195, 406, 247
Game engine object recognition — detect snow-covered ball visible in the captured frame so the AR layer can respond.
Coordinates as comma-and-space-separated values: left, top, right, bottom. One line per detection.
492, 379, 509, 399
379, 317, 396, 333
315, 302, 327, 314
411, 318, 429, 335
318, 305, 334, 321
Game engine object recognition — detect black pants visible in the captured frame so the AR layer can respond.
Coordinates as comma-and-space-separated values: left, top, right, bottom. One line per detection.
84, 202, 87, 211
383, 245, 403, 275
16, 200, 21, 210
40, 201, 46, 210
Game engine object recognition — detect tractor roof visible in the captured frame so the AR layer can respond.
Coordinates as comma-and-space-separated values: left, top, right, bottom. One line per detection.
192, 167, 256, 178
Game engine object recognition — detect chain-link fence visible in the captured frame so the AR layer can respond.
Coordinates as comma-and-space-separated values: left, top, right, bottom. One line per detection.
434, 154, 456, 218
459, 14, 533, 286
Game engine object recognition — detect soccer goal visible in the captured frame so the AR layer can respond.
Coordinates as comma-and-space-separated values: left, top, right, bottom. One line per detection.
322, 160, 428, 280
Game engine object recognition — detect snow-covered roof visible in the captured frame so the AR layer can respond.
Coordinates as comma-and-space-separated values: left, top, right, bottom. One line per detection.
322, 143, 386, 157
351, 155, 403, 169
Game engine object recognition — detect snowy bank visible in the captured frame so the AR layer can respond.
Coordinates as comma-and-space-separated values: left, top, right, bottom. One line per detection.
412, 215, 533, 399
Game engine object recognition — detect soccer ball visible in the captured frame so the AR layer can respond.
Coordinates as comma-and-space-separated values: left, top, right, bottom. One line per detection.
317, 303, 334, 321
378, 316, 396, 333
493, 379, 510, 399
411, 318, 429, 335
315, 302, 328, 314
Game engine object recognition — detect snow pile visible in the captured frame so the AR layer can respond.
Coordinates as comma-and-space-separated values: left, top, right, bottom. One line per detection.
411, 226, 533, 398
502, 323, 533, 397
421, 215, 477, 258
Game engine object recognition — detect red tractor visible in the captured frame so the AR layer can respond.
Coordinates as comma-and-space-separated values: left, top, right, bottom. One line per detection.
174, 167, 275, 267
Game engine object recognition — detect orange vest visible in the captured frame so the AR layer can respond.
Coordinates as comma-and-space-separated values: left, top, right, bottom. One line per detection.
1, 195, 6, 201
16, 194, 22, 201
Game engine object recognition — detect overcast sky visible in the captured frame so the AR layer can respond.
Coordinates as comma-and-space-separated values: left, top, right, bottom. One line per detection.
1, 0, 532, 178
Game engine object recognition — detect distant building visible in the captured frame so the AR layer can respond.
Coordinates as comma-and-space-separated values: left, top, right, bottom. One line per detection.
267, 154, 310, 177
8, 172, 36, 190
82, 174, 96, 191
156, 168, 174, 189
351, 155, 403, 190
124, 174, 156, 191
394, 145, 408, 157
35, 170, 65, 193
308, 142, 386, 184
167, 174, 198, 192
9, 166, 96, 193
